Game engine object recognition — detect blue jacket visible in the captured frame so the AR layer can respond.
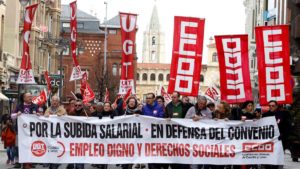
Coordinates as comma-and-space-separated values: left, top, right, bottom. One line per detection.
142, 101, 164, 118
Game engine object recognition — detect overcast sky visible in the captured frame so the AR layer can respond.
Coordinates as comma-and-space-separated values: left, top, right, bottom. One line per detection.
62, 0, 246, 63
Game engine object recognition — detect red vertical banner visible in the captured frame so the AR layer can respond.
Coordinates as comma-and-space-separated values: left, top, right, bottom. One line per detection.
168, 16, 205, 96
69, 1, 82, 81
215, 35, 253, 103
255, 25, 293, 105
119, 12, 137, 95
44, 71, 52, 94
17, 4, 39, 84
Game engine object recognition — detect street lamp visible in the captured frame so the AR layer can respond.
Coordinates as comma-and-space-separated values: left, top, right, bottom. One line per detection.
19, 0, 29, 6
56, 44, 66, 99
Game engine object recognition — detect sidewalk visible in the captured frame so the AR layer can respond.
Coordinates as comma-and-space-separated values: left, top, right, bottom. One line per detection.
0, 142, 4, 152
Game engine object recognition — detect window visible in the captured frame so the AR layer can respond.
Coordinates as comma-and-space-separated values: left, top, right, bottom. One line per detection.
152, 36, 156, 45
137, 73, 140, 81
62, 47, 70, 55
158, 74, 163, 81
112, 63, 117, 76
142, 73, 147, 81
62, 22, 70, 28
150, 73, 155, 81
200, 75, 204, 82
109, 29, 117, 34
212, 52, 218, 62
48, 15, 53, 33
166, 74, 170, 81
119, 63, 122, 76
77, 23, 84, 29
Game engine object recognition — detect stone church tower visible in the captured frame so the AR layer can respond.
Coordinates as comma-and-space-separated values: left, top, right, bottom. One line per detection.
142, 3, 165, 63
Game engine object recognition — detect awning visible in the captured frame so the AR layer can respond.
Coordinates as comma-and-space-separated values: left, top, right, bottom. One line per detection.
0, 92, 9, 101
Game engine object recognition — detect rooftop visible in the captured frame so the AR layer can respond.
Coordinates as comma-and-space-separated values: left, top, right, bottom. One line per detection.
61, 5, 99, 21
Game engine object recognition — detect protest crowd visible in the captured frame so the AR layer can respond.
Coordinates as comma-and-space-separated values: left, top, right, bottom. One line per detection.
1, 1, 300, 169
0, 90, 299, 169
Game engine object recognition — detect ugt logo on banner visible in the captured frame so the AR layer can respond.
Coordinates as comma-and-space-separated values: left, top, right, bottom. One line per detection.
168, 16, 205, 96
255, 25, 293, 105
118, 12, 137, 95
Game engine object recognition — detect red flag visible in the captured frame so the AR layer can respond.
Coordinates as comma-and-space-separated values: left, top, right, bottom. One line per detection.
17, 4, 39, 84
122, 88, 132, 109
255, 25, 293, 105
104, 88, 110, 102
44, 71, 52, 94
119, 12, 137, 95
205, 88, 215, 101
32, 90, 47, 106
168, 16, 205, 96
215, 35, 253, 103
205, 86, 219, 101
69, 1, 82, 81
112, 95, 121, 109
80, 72, 95, 104
161, 86, 171, 103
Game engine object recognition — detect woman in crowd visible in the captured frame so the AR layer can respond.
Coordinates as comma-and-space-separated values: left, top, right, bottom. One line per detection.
1, 118, 16, 165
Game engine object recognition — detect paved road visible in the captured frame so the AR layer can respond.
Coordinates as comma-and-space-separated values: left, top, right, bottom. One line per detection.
0, 151, 298, 169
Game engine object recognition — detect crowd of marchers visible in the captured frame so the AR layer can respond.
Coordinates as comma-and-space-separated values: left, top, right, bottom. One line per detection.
1, 91, 300, 169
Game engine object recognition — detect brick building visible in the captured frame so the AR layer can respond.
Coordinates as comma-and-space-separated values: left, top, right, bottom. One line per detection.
99, 15, 137, 102
60, 7, 137, 102
60, 5, 103, 101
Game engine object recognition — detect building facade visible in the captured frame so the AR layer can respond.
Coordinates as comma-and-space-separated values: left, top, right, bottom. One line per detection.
60, 4, 103, 101
1, 0, 62, 91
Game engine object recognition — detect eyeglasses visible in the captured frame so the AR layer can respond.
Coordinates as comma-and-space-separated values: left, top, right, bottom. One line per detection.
269, 104, 276, 107
146, 98, 153, 99
75, 105, 82, 107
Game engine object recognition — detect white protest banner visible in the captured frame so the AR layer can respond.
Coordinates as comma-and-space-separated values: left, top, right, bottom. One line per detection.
18, 115, 284, 165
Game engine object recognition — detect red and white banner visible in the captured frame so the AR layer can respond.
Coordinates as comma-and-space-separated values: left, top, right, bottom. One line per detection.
215, 35, 253, 103
104, 88, 110, 102
122, 88, 132, 109
255, 25, 293, 105
19, 115, 284, 165
168, 16, 205, 96
80, 72, 95, 104
205, 86, 219, 101
17, 4, 39, 84
32, 90, 47, 106
160, 86, 171, 103
69, 1, 82, 81
44, 71, 52, 94
119, 12, 137, 95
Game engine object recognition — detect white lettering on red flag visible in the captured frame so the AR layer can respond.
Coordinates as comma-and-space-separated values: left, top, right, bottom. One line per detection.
32, 90, 47, 105
17, 4, 39, 84
168, 16, 205, 96
119, 12, 137, 95
215, 35, 253, 103
255, 25, 293, 105
80, 72, 95, 104
69, 1, 82, 81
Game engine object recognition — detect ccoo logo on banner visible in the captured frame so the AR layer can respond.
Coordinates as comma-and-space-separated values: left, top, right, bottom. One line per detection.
168, 16, 205, 96
215, 35, 253, 103
255, 25, 293, 105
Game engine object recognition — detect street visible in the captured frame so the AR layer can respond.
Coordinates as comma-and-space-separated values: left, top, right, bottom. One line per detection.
0, 151, 298, 169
